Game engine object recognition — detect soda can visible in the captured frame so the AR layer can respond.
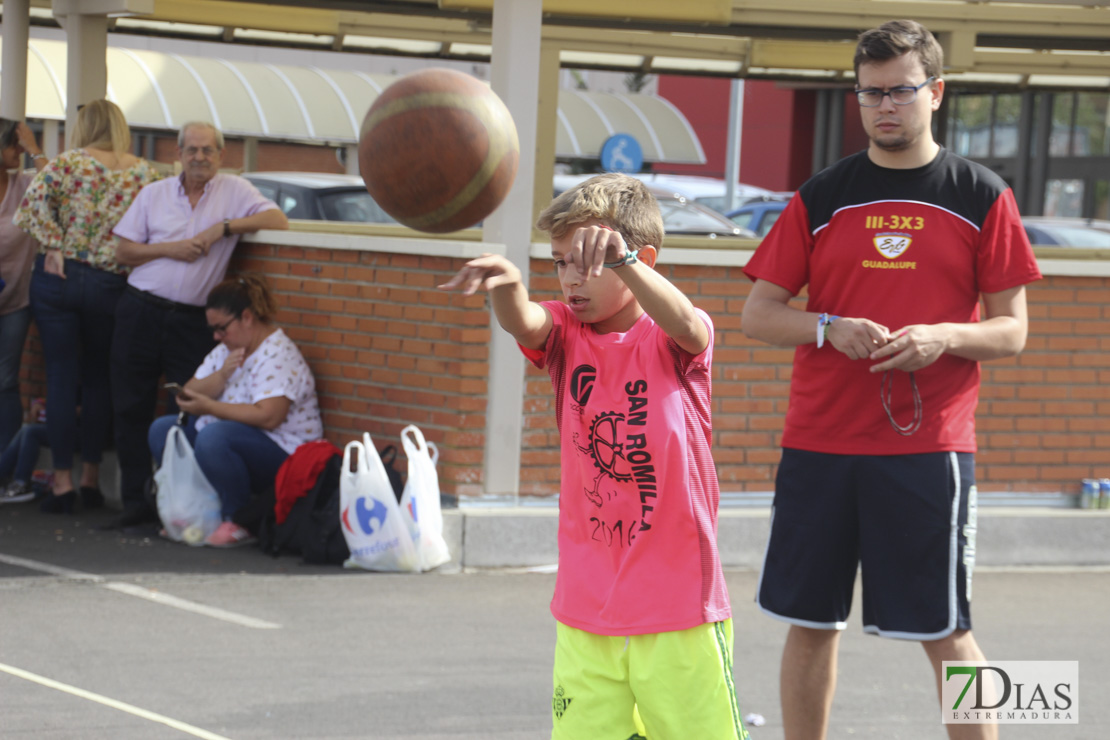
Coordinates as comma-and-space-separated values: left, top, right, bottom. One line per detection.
1101, 479, 1110, 510
1080, 479, 1098, 509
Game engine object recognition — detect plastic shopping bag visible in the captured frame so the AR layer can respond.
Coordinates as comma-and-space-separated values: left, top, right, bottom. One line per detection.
397, 426, 451, 571
154, 425, 222, 546
340, 437, 419, 572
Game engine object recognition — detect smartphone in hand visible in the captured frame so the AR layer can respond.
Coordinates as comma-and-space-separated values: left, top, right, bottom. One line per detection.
162, 382, 184, 395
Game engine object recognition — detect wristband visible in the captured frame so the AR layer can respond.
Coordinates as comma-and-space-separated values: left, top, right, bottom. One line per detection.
223, 218, 231, 238
602, 249, 639, 269
31, 153, 46, 161
816, 313, 839, 348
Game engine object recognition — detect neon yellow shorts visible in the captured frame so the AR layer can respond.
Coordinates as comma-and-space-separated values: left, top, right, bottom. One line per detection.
551, 619, 749, 740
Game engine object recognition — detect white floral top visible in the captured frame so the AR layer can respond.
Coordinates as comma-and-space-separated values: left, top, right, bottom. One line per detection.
193, 328, 323, 454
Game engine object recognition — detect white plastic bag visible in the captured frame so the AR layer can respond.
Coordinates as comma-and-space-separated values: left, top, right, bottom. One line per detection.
397, 425, 451, 571
340, 437, 419, 572
154, 425, 222, 546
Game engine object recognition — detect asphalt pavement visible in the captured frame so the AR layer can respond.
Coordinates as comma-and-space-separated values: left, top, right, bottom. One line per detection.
0, 501, 1107, 739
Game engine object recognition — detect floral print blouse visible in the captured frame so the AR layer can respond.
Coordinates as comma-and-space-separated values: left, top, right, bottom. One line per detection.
194, 328, 323, 454
14, 149, 161, 275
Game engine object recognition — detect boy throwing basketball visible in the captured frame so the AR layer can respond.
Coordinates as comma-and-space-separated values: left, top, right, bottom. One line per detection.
441, 173, 747, 740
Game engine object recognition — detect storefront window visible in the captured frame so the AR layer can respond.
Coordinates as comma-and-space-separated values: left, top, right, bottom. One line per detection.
1074, 92, 1110, 156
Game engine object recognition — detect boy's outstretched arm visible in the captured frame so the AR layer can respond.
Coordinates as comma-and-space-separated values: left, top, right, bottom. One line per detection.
572, 225, 709, 355
439, 253, 552, 350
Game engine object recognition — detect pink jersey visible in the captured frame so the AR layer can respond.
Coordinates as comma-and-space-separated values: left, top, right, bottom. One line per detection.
521, 300, 730, 636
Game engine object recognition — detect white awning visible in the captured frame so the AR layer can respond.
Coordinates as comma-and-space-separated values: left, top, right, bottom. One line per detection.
3, 37, 705, 165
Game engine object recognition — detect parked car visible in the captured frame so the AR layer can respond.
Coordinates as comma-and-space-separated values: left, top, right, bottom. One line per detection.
624, 173, 775, 214
242, 172, 397, 224
1022, 217, 1110, 248
726, 197, 790, 238
553, 174, 755, 238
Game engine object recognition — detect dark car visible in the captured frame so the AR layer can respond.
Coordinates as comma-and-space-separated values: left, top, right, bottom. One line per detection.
242, 172, 397, 224
1021, 217, 1110, 248
725, 197, 790, 238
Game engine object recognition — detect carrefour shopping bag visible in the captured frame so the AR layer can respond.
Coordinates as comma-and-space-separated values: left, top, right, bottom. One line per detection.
340, 437, 419, 572
397, 425, 451, 571
154, 425, 222, 546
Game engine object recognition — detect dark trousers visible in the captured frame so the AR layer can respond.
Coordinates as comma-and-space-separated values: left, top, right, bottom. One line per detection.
30, 257, 125, 470
111, 288, 215, 509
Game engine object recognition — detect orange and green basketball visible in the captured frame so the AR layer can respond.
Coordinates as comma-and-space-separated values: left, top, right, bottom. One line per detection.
358, 67, 520, 233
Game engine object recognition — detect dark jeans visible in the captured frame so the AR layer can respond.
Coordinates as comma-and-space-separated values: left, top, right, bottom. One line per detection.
29, 257, 124, 470
149, 415, 289, 519
111, 289, 215, 510
0, 423, 50, 483
0, 306, 32, 452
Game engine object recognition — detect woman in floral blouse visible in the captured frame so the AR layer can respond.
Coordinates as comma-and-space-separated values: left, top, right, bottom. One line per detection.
148, 274, 323, 547
15, 99, 161, 513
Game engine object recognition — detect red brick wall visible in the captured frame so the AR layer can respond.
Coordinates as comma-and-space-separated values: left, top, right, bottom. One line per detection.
231, 242, 1110, 499
19, 241, 1108, 499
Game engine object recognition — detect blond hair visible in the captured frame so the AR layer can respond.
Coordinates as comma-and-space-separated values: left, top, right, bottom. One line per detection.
537, 173, 664, 252
71, 99, 131, 153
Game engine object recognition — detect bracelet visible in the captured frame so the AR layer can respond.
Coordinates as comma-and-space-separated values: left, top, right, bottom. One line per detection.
223, 218, 231, 238
31, 153, 46, 161
816, 313, 839, 348
602, 248, 639, 269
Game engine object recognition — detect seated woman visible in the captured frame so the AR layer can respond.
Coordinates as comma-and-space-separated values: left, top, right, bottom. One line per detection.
148, 274, 322, 547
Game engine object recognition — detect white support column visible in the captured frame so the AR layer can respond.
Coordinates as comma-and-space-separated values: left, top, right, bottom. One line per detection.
723, 78, 744, 212
344, 144, 359, 176
42, 120, 61, 158
480, 0, 543, 498
242, 136, 259, 172
1, 0, 31, 120
59, 12, 109, 146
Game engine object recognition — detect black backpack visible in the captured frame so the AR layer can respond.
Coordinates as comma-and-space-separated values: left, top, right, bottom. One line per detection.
260, 454, 349, 565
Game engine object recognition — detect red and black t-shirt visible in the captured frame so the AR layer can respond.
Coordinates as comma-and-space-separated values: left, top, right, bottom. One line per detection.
744, 148, 1041, 454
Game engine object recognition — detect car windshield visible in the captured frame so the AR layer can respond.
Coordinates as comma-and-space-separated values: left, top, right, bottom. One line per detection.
319, 190, 397, 224
656, 200, 738, 234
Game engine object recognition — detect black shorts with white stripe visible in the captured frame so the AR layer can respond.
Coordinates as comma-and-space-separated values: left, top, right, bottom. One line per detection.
757, 448, 976, 640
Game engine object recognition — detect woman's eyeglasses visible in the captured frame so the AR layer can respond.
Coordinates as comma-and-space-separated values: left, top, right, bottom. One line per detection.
207, 315, 239, 335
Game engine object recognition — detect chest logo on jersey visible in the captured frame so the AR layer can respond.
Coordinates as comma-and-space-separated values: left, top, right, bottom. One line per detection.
873, 232, 912, 259
570, 364, 596, 406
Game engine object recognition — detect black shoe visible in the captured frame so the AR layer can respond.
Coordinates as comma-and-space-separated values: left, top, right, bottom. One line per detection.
40, 490, 77, 514
80, 487, 105, 509
99, 504, 159, 531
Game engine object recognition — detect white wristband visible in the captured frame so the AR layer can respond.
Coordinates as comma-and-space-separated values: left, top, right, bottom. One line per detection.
816, 313, 838, 349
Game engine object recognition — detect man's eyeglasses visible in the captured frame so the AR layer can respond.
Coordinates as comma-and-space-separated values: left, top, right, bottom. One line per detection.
207, 315, 239, 335
183, 146, 219, 158
855, 77, 935, 107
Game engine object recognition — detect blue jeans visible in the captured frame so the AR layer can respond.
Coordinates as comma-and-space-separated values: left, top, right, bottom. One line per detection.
148, 415, 289, 519
0, 422, 49, 483
0, 306, 32, 452
29, 257, 124, 469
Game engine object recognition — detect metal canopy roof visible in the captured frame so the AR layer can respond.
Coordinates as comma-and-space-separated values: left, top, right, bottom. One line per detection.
2, 37, 705, 164
81, 0, 1110, 86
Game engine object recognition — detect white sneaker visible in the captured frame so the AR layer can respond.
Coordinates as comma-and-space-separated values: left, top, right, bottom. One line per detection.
0, 481, 35, 504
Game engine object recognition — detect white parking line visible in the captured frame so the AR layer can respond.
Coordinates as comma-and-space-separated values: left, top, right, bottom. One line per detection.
0, 552, 281, 629
0, 661, 234, 740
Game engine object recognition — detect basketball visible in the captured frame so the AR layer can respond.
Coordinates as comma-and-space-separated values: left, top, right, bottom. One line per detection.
358, 67, 520, 233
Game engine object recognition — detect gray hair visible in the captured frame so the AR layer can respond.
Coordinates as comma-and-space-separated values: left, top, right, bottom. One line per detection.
177, 121, 225, 150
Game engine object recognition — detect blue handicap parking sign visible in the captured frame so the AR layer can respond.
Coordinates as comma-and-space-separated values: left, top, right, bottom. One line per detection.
601, 134, 643, 173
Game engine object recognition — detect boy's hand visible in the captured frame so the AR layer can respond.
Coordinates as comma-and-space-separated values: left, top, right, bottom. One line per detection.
438, 253, 522, 295
568, 224, 630, 279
